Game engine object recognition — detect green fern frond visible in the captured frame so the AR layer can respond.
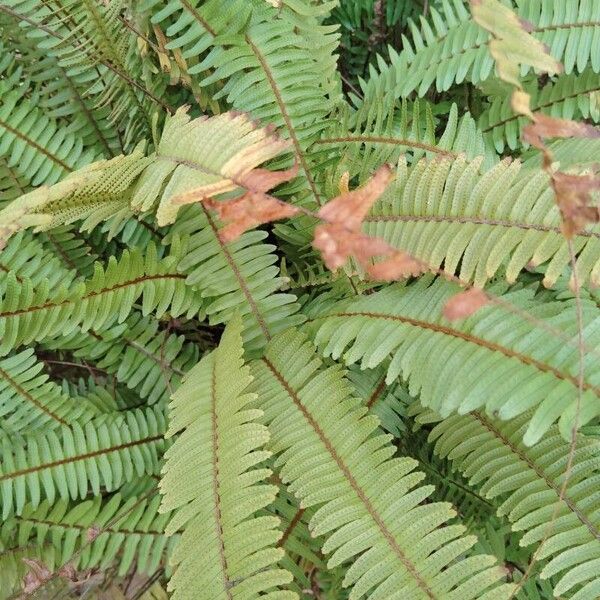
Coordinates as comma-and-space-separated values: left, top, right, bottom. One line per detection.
170, 206, 303, 355
0, 10, 121, 157
0, 157, 28, 203
479, 69, 600, 152
148, 0, 252, 77
363, 154, 600, 287
0, 348, 103, 433
356, 0, 600, 106
46, 313, 200, 406
159, 316, 295, 599
0, 231, 77, 291
425, 410, 600, 600
1, 493, 175, 578
347, 365, 410, 437
521, 136, 600, 171
5, 0, 162, 147
314, 101, 495, 194
0, 90, 101, 187
312, 277, 600, 445
0, 244, 203, 355
251, 328, 516, 599
0, 406, 167, 518
267, 485, 324, 596
37, 226, 97, 278
198, 2, 340, 206
1, 143, 152, 234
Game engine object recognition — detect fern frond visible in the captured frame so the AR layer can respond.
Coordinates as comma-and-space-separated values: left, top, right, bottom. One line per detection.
5, 0, 163, 147
267, 485, 325, 596
425, 410, 600, 600
0, 244, 203, 355
0, 348, 103, 433
131, 107, 290, 225
1, 493, 176, 577
314, 101, 495, 196
37, 226, 97, 278
148, 0, 251, 77
312, 277, 600, 445
0, 406, 167, 518
0, 157, 28, 203
159, 316, 295, 599
251, 328, 516, 599
1, 10, 121, 157
479, 69, 600, 152
170, 206, 303, 355
198, 2, 340, 206
357, 0, 600, 105
363, 154, 600, 287
0, 90, 101, 187
522, 136, 600, 171
0, 143, 152, 235
0, 231, 77, 291
46, 313, 200, 406
347, 365, 410, 437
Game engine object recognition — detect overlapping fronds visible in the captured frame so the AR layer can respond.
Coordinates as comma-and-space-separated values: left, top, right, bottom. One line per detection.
0, 157, 28, 203
0, 231, 77, 291
46, 313, 200, 406
0, 144, 151, 243
424, 410, 600, 600
131, 107, 291, 225
159, 317, 295, 599
251, 328, 515, 599
266, 486, 324, 596
347, 365, 411, 437
0, 406, 167, 518
0, 9, 121, 156
5, 0, 161, 148
197, 1, 340, 205
0, 244, 203, 355
313, 101, 496, 194
329, 0, 419, 84
2, 0, 599, 596
148, 0, 252, 79
312, 277, 600, 445
356, 0, 600, 107
37, 226, 97, 278
363, 154, 600, 287
169, 206, 303, 355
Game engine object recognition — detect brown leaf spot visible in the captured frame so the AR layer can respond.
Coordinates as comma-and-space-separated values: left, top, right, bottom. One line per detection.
313, 225, 391, 271
238, 163, 299, 193
318, 164, 393, 231
523, 115, 600, 152
518, 17, 535, 33
367, 251, 427, 280
86, 525, 102, 542
22, 559, 52, 594
553, 172, 600, 238
443, 288, 490, 320
206, 194, 299, 242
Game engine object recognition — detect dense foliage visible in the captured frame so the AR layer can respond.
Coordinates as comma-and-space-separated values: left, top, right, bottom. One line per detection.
0, 0, 599, 598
